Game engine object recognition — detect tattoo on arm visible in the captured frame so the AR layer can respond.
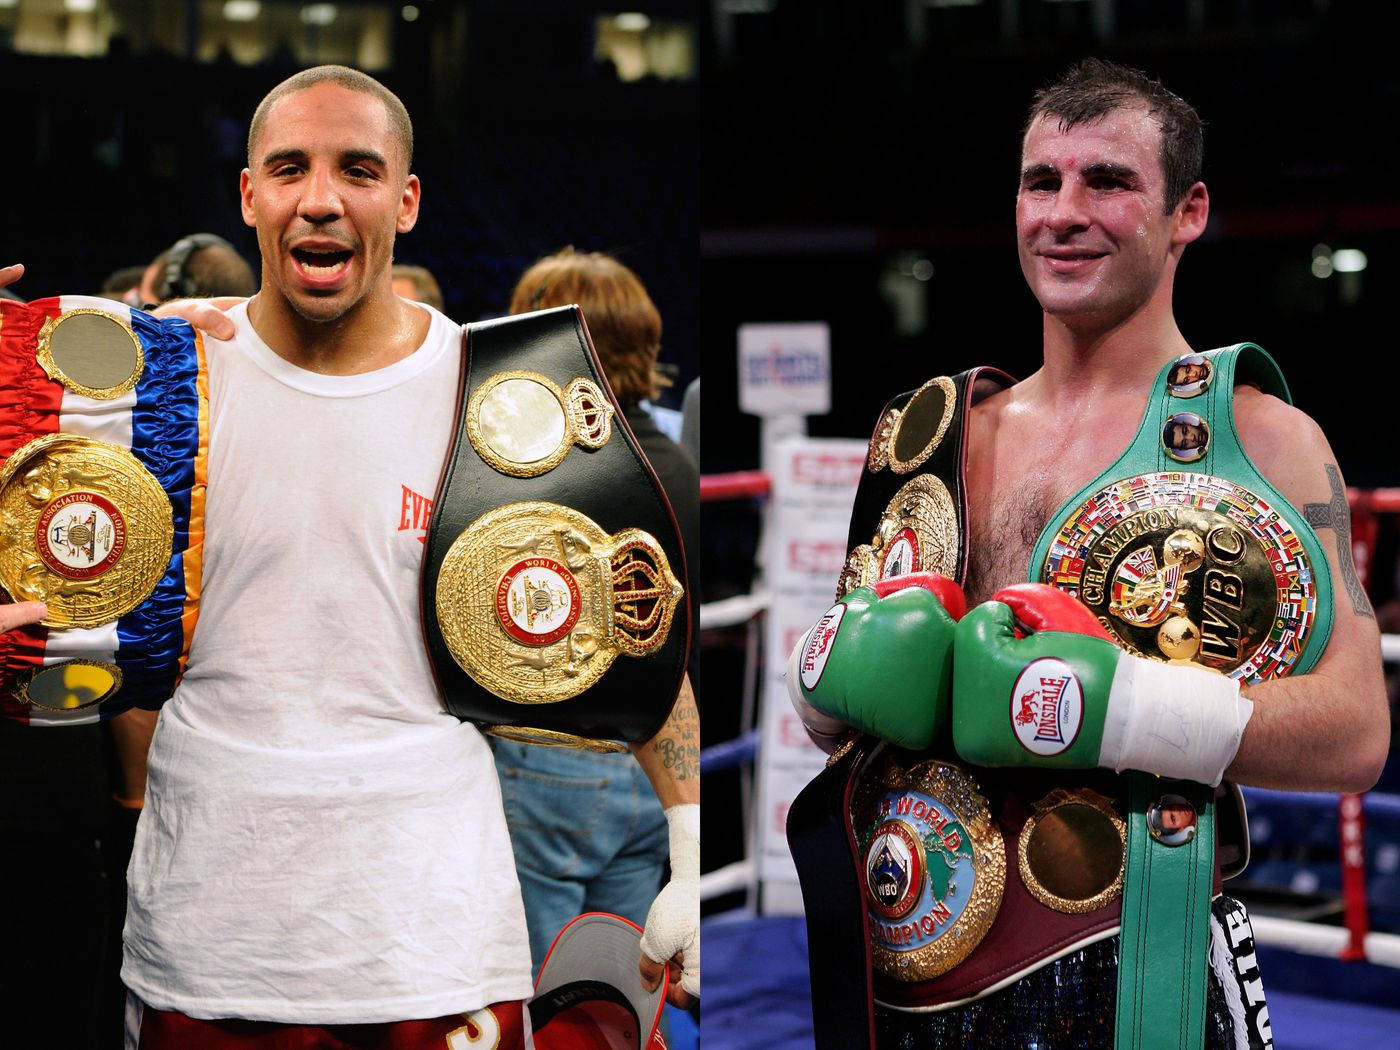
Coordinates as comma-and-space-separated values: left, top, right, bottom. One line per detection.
654, 691, 700, 781
1304, 462, 1375, 619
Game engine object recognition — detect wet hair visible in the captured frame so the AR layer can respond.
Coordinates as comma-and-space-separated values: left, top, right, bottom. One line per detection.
509, 248, 662, 411
247, 65, 413, 174
1025, 58, 1203, 212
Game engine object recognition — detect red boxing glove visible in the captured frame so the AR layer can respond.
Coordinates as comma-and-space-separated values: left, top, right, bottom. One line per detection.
989, 582, 1114, 642
873, 572, 968, 620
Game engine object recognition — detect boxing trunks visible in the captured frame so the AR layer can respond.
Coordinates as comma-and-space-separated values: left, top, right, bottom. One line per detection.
0, 296, 207, 724
127, 998, 532, 1050
788, 346, 1331, 1049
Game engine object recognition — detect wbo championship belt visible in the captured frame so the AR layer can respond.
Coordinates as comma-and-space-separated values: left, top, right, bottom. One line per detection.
421, 306, 689, 751
0, 296, 208, 725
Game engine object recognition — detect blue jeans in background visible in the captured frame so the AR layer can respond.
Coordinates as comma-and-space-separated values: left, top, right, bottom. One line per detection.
492, 739, 668, 974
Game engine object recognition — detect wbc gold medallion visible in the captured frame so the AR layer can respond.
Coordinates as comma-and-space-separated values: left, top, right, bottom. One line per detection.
0, 434, 173, 629
436, 501, 682, 705
1041, 471, 1318, 681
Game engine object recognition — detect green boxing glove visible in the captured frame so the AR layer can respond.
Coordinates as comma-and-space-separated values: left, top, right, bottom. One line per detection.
786, 573, 966, 750
952, 583, 1253, 786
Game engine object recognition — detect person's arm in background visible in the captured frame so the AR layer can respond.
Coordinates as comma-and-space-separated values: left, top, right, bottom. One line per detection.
629, 674, 700, 1007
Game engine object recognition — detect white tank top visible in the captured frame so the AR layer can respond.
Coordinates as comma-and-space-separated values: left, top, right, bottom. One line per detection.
122, 300, 532, 1022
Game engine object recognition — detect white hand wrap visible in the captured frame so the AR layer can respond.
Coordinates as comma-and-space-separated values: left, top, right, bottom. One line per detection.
640, 802, 700, 998
1102, 655, 1253, 786
785, 631, 846, 739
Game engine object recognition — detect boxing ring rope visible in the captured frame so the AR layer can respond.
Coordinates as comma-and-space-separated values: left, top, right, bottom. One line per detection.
700, 469, 1400, 968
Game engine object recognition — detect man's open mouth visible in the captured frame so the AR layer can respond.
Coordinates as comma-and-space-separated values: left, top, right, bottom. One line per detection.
291, 247, 354, 276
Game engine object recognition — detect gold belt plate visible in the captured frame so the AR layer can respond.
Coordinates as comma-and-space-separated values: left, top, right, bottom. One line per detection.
436, 501, 683, 704
465, 370, 613, 478
839, 474, 958, 597
0, 434, 174, 629
1041, 471, 1318, 681
852, 753, 1005, 982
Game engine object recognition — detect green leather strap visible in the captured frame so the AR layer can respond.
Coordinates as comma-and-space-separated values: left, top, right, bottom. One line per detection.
1116, 775, 1215, 1050
1027, 343, 1334, 1050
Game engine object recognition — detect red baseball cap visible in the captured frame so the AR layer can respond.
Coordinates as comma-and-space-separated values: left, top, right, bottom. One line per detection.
529, 913, 669, 1050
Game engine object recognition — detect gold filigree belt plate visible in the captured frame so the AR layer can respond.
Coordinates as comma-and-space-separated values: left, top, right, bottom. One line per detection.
839, 474, 958, 598
1041, 471, 1318, 681
466, 370, 613, 478
0, 434, 173, 629
866, 375, 957, 475
436, 501, 682, 704
852, 753, 1005, 981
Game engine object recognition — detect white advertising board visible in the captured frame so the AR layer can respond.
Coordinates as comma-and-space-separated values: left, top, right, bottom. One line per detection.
754, 436, 865, 910
737, 322, 832, 417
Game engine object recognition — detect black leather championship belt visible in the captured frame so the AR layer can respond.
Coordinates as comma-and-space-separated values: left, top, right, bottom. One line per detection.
421, 306, 689, 750
787, 367, 1011, 1049
0, 295, 208, 725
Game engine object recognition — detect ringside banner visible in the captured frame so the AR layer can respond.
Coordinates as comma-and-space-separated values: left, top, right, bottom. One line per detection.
738, 322, 831, 417
756, 436, 865, 906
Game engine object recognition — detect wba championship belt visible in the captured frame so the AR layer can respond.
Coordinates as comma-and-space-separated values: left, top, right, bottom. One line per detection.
422, 306, 689, 751
0, 296, 208, 724
1029, 343, 1333, 1050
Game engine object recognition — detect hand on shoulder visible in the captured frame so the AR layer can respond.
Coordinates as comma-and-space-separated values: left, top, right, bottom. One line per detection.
151, 296, 244, 341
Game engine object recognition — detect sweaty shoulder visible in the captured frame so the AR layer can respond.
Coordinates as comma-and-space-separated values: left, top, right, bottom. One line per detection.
1233, 385, 1340, 507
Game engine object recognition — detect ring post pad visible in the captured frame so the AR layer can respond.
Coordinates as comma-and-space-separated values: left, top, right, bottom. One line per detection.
422, 306, 690, 748
0, 296, 208, 725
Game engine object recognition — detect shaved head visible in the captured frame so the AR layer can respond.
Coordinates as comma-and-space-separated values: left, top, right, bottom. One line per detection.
248, 65, 413, 175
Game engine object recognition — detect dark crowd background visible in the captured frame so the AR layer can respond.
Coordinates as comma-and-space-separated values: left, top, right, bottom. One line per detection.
3, 0, 698, 388
699, 0, 1400, 958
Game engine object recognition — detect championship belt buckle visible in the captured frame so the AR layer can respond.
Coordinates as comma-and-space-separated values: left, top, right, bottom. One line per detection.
0, 434, 174, 628
423, 307, 690, 749
851, 751, 1005, 982
1041, 471, 1319, 679
838, 475, 958, 597
0, 297, 206, 722
436, 501, 682, 746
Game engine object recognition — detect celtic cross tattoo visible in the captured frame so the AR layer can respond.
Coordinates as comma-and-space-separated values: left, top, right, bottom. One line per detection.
1303, 463, 1374, 619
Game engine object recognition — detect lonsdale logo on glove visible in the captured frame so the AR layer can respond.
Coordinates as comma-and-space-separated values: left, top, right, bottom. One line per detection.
1010, 658, 1084, 756
787, 573, 966, 751
954, 583, 1253, 786
800, 605, 846, 691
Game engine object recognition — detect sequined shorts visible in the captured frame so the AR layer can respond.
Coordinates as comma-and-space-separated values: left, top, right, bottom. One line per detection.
874, 896, 1273, 1050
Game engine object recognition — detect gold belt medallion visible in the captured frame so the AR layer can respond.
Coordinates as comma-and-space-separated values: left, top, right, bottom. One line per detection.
466, 370, 613, 478
36, 308, 145, 399
1018, 788, 1125, 914
436, 501, 682, 704
0, 434, 174, 628
1041, 471, 1317, 681
852, 752, 1005, 981
839, 474, 958, 597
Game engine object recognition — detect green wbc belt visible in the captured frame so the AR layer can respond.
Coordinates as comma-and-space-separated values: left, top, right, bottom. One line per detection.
1029, 343, 1333, 1050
